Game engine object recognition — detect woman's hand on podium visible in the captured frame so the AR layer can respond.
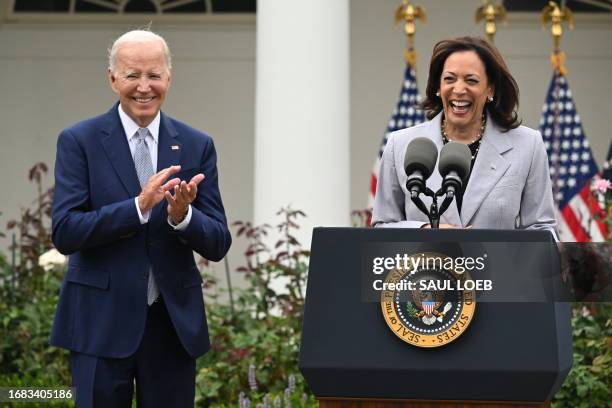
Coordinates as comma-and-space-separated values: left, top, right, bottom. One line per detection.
420, 223, 470, 229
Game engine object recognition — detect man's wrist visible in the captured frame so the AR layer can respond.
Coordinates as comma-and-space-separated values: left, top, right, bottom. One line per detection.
137, 195, 150, 213
135, 197, 150, 224
168, 205, 192, 231
170, 208, 188, 225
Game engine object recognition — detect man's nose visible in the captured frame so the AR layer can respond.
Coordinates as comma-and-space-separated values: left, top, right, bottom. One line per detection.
136, 78, 151, 92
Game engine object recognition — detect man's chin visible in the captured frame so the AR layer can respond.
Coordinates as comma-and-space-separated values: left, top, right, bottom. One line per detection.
129, 108, 158, 124
127, 112, 155, 127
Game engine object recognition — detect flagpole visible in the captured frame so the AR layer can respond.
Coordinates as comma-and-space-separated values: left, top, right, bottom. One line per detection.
475, 1, 507, 43
538, 2, 606, 241
541, 1, 574, 75
368, 2, 427, 208
550, 69, 563, 209
394, 0, 426, 68
541, 1, 574, 208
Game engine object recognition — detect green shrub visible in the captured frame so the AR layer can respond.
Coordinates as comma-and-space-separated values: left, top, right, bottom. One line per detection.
552, 303, 612, 408
196, 208, 316, 407
0, 264, 70, 385
0, 373, 73, 407
0, 166, 609, 406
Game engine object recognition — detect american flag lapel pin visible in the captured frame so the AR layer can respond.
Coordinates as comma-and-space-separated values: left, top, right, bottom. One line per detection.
171, 145, 180, 150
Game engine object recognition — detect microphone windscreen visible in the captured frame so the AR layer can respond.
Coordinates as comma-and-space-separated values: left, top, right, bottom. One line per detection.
404, 137, 438, 179
438, 141, 472, 181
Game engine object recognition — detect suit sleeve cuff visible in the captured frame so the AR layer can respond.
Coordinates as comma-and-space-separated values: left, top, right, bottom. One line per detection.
168, 205, 192, 231
135, 197, 150, 224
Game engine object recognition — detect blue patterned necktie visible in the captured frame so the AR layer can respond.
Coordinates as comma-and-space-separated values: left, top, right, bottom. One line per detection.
134, 128, 159, 305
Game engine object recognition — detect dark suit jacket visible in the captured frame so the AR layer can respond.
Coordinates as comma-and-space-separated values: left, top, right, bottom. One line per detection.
50, 103, 231, 359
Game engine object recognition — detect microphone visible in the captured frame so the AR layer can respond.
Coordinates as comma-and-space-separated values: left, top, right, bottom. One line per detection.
438, 141, 472, 199
404, 137, 438, 198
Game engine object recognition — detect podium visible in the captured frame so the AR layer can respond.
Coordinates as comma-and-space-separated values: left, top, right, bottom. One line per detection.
299, 228, 572, 408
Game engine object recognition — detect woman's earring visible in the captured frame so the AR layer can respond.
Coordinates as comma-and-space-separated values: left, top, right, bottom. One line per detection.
487, 95, 493, 102
436, 92, 440, 97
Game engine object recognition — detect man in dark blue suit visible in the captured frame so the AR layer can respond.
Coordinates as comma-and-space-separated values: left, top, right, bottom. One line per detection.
50, 30, 231, 407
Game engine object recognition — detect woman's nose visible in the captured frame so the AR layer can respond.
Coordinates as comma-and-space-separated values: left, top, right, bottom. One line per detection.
452, 81, 467, 95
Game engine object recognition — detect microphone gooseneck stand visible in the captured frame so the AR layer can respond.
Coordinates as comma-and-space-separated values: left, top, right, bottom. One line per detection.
409, 188, 456, 229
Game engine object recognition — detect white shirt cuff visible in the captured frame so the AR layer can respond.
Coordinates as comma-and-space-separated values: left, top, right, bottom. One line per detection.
135, 197, 150, 224
168, 205, 192, 231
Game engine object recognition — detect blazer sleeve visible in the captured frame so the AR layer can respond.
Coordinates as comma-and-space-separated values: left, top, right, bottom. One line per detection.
51, 129, 141, 254
175, 138, 231, 261
518, 132, 559, 239
372, 133, 427, 229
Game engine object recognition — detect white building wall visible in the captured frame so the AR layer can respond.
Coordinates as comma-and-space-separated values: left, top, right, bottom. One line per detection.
0, 17, 256, 286
0, 1, 610, 275
351, 0, 612, 210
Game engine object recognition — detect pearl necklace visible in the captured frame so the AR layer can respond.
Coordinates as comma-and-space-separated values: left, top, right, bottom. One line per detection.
441, 114, 486, 160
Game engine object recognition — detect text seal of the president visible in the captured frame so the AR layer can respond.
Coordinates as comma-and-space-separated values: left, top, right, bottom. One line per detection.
380, 252, 476, 348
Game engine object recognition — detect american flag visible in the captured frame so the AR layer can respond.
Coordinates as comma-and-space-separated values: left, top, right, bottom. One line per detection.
539, 71, 607, 242
369, 65, 425, 206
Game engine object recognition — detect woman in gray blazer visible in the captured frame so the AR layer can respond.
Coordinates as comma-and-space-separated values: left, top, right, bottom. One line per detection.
372, 37, 557, 236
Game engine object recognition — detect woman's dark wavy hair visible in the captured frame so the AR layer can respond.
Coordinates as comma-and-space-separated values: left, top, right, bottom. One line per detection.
422, 36, 521, 131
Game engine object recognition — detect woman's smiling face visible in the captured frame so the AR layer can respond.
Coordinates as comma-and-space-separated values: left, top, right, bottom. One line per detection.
439, 50, 493, 133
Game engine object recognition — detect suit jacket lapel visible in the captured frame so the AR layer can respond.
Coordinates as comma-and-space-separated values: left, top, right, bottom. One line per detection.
152, 112, 182, 222
156, 112, 181, 172
100, 105, 141, 197
460, 115, 512, 226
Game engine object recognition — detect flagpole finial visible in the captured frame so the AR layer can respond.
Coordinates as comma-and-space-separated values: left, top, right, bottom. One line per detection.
394, 0, 426, 67
541, 1, 574, 74
475, 1, 507, 43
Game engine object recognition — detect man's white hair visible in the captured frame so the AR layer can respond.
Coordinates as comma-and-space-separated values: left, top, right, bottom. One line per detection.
108, 30, 172, 73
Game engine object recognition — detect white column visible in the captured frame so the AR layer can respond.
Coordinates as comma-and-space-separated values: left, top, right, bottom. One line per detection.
255, 0, 350, 248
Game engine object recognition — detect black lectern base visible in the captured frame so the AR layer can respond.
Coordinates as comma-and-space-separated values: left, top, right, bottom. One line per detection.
302, 229, 571, 404
319, 397, 550, 408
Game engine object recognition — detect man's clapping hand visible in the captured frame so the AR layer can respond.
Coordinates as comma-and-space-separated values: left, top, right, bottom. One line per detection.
137, 165, 182, 213
165, 173, 205, 225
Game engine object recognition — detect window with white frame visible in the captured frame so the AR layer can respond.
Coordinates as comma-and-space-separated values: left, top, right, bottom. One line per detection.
503, 0, 611, 13
10, 0, 255, 14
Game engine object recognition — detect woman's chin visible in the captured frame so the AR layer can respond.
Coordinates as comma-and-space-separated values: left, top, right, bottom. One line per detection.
446, 111, 474, 127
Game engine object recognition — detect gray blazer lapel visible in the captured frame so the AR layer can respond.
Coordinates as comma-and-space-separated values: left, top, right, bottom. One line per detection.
461, 116, 512, 226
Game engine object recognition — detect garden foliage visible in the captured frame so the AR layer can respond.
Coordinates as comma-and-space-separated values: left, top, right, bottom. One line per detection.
0, 165, 609, 407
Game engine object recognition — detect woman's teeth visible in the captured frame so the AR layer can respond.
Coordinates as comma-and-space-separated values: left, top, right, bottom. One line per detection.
450, 101, 471, 113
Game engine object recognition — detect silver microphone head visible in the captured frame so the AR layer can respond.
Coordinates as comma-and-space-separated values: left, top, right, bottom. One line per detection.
439, 141, 472, 182
404, 137, 438, 180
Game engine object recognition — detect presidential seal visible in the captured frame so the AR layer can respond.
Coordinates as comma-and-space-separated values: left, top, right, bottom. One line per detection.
380, 252, 476, 348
